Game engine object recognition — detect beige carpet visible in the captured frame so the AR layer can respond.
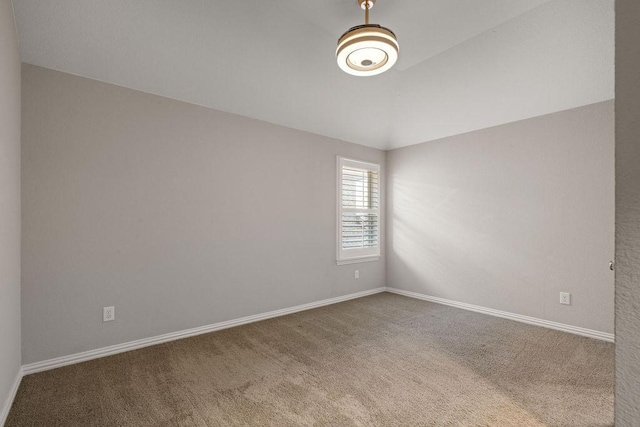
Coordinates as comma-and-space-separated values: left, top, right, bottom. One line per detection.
7, 293, 613, 426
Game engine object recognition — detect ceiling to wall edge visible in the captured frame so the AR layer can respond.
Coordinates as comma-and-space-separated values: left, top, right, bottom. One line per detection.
19, 62, 614, 154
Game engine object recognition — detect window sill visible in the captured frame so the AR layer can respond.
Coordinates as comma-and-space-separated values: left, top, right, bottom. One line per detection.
336, 256, 380, 266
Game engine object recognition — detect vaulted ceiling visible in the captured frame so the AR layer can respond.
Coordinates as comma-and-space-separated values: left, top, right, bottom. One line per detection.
13, 0, 614, 150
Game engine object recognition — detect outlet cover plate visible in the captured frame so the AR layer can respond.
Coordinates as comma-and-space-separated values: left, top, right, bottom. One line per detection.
560, 292, 571, 305
103, 306, 115, 322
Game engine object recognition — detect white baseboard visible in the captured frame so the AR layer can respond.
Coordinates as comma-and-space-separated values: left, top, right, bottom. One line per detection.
22, 287, 386, 376
0, 366, 23, 427
385, 287, 615, 343
20, 285, 613, 379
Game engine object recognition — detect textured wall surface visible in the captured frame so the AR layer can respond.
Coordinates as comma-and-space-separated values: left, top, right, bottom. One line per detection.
615, 0, 640, 423
387, 101, 614, 334
21, 64, 385, 364
0, 0, 22, 418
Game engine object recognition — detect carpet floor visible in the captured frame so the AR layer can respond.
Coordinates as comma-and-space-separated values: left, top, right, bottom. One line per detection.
7, 293, 613, 426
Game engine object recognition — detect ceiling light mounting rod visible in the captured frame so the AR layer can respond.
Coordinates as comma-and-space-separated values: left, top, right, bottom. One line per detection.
364, 0, 370, 25
336, 0, 399, 77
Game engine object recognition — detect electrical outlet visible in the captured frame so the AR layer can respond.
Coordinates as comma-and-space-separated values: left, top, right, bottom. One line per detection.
355, 270, 360, 279
560, 292, 571, 306
103, 306, 115, 322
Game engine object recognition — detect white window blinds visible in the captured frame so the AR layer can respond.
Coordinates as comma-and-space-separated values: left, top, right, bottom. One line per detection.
337, 157, 380, 264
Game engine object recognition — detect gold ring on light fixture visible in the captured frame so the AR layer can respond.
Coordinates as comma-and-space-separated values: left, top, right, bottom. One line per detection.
336, 0, 399, 76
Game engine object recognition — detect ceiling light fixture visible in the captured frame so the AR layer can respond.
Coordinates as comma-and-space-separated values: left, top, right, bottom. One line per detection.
336, 0, 399, 77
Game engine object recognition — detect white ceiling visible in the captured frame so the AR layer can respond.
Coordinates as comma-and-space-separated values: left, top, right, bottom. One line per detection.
13, 0, 613, 150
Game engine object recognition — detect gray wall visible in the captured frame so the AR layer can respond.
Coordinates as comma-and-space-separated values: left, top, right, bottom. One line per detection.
615, 0, 640, 422
21, 64, 385, 365
0, 0, 21, 416
386, 101, 614, 334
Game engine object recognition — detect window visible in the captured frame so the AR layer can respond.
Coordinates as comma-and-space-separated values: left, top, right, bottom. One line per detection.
337, 157, 380, 264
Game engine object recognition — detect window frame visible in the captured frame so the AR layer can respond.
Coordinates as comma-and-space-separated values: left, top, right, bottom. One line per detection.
336, 156, 381, 265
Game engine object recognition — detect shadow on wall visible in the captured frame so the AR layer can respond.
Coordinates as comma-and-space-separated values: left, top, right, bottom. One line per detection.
386, 101, 615, 335
388, 175, 548, 317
